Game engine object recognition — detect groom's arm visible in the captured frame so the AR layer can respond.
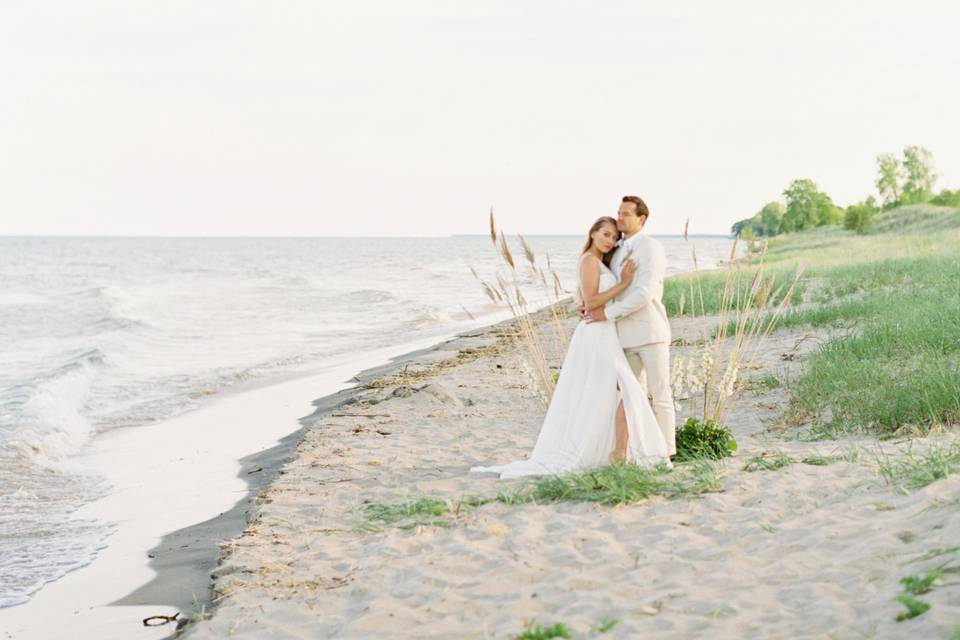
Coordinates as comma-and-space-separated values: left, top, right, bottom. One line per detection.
603, 241, 664, 321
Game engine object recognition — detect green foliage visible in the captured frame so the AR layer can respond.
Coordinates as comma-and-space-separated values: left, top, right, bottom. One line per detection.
674, 418, 737, 462
899, 569, 943, 595
725, 206, 959, 436
731, 201, 784, 238
901, 145, 938, 204
516, 623, 573, 640
590, 618, 619, 634
526, 459, 721, 505
876, 441, 960, 491
357, 497, 450, 531
843, 197, 878, 234
782, 179, 840, 232
663, 264, 806, 317
876, 152, 903, 207
895, 594, 931, 621
930, 188, 960, 207
788, 288, 960, 436
876, 146, 939, 208
744, 246, 960, 436
358, 461, 725, 532
758, 201, 785, 236
743, 450, 793, 472
753, 373, 780, 390
732, 148, 948, 240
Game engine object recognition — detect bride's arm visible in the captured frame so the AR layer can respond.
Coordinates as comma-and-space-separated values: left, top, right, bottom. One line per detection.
580, 257, 636, 311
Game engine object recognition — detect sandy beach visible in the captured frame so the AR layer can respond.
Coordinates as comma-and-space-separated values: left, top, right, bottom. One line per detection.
0, 336, 474, 640
176, 304, 960, 639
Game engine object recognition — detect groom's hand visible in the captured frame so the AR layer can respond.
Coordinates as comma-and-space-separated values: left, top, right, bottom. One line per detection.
586, 307, 607, 323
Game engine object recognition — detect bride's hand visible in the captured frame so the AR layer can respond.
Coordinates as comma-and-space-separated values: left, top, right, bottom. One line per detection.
621, 259, 637, 284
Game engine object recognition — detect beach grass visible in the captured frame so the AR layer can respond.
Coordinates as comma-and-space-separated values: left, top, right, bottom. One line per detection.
356, 497, 452, 532
695, 205, 960, 437
589, 618, 619, 634
663, 263, 806, 318
355, 460, 723, 531
514, 617, 619, 639
516, 622, 573, 639
521, 459, 720, 505
788, 297, 960, 436
895, 594, 931, 621
875, 440, 960, 491
899, 569, 944, 596
742, 450, 793, 472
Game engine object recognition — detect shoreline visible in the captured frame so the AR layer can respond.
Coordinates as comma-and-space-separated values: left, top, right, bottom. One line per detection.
0, 325, 514, 640
115, 328, 514, 617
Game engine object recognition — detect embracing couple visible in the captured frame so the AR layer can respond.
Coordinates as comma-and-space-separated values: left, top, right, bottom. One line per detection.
472, 195, 676, 479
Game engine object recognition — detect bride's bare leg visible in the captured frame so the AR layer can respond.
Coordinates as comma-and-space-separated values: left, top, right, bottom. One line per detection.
610, 400, 629, 463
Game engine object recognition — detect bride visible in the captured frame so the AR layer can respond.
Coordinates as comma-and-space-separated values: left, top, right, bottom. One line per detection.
471, 216, 670, 479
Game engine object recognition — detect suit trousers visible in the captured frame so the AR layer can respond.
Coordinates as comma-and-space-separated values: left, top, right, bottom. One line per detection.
624, 342, 676, 455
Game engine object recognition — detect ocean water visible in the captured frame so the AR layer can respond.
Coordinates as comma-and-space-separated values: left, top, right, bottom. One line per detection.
0, 234, 735, 607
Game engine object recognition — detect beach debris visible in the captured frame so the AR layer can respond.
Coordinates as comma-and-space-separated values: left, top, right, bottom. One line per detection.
143, 612, 180, 626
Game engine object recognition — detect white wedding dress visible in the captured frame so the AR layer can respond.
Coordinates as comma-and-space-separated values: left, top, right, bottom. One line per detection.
471, 260, 669, 479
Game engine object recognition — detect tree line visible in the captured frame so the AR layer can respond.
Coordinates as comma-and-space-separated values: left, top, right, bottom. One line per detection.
731, 146, 960, 237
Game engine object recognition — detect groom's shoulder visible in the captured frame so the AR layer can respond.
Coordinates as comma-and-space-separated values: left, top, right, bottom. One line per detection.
638, 233, 664, 249
640, 234, 667, 260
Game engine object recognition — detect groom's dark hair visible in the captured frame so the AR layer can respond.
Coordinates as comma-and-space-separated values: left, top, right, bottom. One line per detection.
621, 195, 650, 220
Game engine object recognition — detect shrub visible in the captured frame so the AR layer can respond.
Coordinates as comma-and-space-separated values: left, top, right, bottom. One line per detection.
844, 202, 877, 234
674, 417, 737, 462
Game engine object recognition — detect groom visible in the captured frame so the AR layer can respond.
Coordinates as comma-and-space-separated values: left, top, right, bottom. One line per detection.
587, 195, 676, 456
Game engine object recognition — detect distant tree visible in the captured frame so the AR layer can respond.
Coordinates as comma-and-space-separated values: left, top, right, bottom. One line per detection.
844, 196, 878, 234
875, 153, 903, 208
901, 145, 938, 204
930, 188, 960, 208
815, 196, 843, 227
732, 201, 786, 238
782, 179, 836, 231
757, 201, 784, 236
730, 218, 753, 236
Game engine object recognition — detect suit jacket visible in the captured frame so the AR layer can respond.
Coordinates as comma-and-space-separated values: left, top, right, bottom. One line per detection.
605, 231, 671, 348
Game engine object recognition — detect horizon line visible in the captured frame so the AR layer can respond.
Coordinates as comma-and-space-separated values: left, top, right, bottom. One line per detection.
0, 232, 734, 240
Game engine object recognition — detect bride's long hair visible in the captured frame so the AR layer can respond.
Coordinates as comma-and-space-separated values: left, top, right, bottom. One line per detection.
581, 216, 620, 268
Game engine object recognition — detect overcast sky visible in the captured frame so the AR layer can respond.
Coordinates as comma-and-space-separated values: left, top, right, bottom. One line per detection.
1, 1, 958, 237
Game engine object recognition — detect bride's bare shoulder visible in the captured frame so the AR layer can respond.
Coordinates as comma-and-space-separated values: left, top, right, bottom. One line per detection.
578, 253, 602, 269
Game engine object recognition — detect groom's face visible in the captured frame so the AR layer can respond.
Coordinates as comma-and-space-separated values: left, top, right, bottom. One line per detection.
617, 202, 646, 235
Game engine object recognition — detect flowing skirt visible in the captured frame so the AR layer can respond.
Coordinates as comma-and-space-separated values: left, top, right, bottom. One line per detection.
471, 320, 669, 479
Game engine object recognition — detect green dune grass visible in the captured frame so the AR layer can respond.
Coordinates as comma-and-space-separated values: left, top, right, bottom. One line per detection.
668, 205, 960, 437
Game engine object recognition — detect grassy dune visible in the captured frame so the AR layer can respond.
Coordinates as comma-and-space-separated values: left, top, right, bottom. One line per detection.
666, 204, 960, 437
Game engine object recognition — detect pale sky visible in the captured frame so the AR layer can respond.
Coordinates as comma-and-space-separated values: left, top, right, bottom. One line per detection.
1, 1, 958, 237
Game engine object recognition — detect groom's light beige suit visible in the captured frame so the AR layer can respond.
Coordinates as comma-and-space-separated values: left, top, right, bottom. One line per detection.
605, 231, 676, 455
